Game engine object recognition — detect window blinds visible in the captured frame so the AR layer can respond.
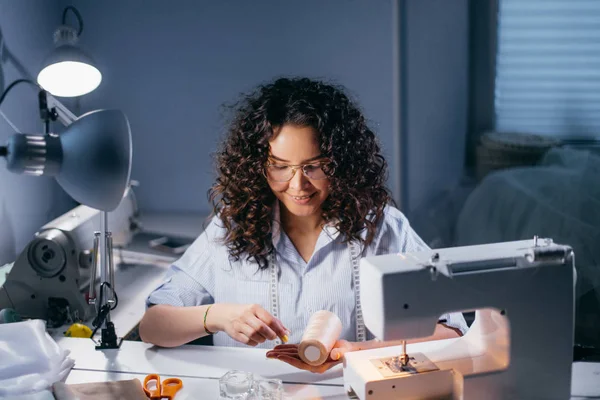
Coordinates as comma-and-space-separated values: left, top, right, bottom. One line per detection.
494, 0, 600, 139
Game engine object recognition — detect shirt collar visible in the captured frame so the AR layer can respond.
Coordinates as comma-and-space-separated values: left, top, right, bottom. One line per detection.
271, 201, 341, 250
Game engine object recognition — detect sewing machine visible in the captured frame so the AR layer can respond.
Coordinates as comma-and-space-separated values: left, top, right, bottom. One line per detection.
344, 238, 575, 400
0, 187, 139, 327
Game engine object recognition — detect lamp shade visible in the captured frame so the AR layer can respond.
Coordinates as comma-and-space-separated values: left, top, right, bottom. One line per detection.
56, 109, 132, 211
37, 26, 102, 97
3, 109, 132, 211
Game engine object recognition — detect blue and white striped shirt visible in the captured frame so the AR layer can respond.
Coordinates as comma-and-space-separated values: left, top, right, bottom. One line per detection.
146, 204, 468, 348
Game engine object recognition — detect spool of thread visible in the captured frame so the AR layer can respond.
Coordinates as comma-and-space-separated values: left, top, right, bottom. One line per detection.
298, 310, 342, 366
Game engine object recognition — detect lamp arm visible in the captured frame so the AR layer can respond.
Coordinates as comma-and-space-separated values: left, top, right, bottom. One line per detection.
45, 93, 78, 126
0, 79, 77, 128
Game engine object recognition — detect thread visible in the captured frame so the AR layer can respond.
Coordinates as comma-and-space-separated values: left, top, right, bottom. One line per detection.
298, 310, 342, 366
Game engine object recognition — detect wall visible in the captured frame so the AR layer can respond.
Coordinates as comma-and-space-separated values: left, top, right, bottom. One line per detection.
66, 0, 397, 215
0, 0, 76, 264
404, 0, 469, 215
58, 0, 470, 220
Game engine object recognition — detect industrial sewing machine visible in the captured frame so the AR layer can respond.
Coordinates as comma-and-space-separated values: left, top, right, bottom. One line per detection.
0, 187, 139, 327
344, 238, 575, 400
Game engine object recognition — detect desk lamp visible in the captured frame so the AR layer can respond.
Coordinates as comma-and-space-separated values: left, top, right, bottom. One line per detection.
37, 6, 102, 97
0, 80, 131, 349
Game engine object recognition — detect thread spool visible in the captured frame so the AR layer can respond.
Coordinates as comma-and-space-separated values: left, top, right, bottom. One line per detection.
298, 310, 342, 366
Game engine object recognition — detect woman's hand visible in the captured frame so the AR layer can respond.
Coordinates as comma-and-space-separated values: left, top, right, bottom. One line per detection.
266, 340, 365, 374
208, 303, 289, 347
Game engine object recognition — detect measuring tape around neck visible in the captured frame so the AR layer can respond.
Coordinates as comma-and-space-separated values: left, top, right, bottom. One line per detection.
269, 240, 366, 345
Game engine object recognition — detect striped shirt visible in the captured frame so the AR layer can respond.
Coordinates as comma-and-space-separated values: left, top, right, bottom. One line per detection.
146, 204, 468, 348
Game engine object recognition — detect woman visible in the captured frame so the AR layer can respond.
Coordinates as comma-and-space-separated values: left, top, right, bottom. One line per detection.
139, 77, 467, 373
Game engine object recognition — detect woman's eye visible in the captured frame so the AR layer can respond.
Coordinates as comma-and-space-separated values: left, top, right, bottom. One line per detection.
304, 165, 319, 172
272, 165, 288, 170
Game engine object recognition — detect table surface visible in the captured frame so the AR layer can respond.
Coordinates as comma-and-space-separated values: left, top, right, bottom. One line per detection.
60, 337, 346, 399
65, 370, 349, 400
59, 338, 600, 399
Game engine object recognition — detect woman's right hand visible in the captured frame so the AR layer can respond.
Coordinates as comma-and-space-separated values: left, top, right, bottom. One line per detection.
207, 303, 289, 347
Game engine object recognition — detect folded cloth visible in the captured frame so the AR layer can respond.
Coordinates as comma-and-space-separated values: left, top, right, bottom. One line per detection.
53, 379, 148, 400
0, 319, 74, 396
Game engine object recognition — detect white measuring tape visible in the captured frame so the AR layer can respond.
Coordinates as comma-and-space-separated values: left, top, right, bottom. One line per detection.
269, 240, 366, 345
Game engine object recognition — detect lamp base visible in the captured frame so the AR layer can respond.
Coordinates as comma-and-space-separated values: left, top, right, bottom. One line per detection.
95, 321, 123, 350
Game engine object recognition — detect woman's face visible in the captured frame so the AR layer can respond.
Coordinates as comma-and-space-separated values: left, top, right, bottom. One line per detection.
266, 125, 330, 220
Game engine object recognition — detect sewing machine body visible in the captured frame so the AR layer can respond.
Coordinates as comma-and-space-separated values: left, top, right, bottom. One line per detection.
0, 188, 138, 326
344, 239, 575, 400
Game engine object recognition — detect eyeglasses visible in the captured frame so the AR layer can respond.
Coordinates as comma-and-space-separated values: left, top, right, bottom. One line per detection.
265, 161, 329, 182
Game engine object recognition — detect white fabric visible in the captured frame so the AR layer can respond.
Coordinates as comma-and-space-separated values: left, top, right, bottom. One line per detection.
0, 391, 54, 400
0, 319, 74, 396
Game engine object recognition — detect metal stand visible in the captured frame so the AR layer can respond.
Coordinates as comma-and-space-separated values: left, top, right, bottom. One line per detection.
87, 211, 122, 349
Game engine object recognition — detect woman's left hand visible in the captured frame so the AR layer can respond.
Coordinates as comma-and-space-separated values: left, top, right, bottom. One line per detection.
266, 340, 362, 374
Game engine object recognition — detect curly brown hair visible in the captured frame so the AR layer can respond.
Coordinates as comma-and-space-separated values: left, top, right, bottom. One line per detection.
209, 77, 392, 269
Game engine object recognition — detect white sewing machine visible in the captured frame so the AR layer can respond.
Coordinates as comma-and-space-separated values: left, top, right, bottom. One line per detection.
344, 238, 575, 400
0, 187, 139, 327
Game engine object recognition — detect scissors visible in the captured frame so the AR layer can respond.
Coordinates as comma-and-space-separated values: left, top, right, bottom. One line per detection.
143, 374, 183, 400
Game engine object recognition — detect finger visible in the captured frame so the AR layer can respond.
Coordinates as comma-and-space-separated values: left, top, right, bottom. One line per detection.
232, 321, 264, 344
254, 306, 289, 339
329, 340, 354, 361
329, 348, 345, 361
245, 314, 278, 341
272, 344, 299, 351
269, 347, 299, 355
239, 322, 267, 344
275, 355, 331, 374
266, 348, 299, 358
231, 331, 259, 347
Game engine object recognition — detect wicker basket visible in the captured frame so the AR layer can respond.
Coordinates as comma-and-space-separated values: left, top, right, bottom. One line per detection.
475, 131, 561, 181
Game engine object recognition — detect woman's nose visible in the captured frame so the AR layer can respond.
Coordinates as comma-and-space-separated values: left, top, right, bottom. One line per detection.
289, 167, 310, 190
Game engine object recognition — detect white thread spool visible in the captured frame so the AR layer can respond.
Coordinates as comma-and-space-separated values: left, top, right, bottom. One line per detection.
298, 310, 342, 366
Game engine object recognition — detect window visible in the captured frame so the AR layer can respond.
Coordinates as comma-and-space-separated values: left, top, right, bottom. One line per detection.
494, 0, 600, 140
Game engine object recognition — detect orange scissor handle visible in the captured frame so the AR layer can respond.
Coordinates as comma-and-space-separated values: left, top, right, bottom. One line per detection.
160, 378, 183, 399
143, 374, 183, 400
143, 374, 161, 398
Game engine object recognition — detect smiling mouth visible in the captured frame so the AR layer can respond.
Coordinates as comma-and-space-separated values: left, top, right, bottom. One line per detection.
290, 193, 315, 200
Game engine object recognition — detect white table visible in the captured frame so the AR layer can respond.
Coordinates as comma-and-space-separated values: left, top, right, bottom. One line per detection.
65, 370, 347, 400
59, 338, 600, 399
60, 338, 346, 399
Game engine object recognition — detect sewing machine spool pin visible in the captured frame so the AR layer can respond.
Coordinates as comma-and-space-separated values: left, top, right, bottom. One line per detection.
400, 340, 408, 366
